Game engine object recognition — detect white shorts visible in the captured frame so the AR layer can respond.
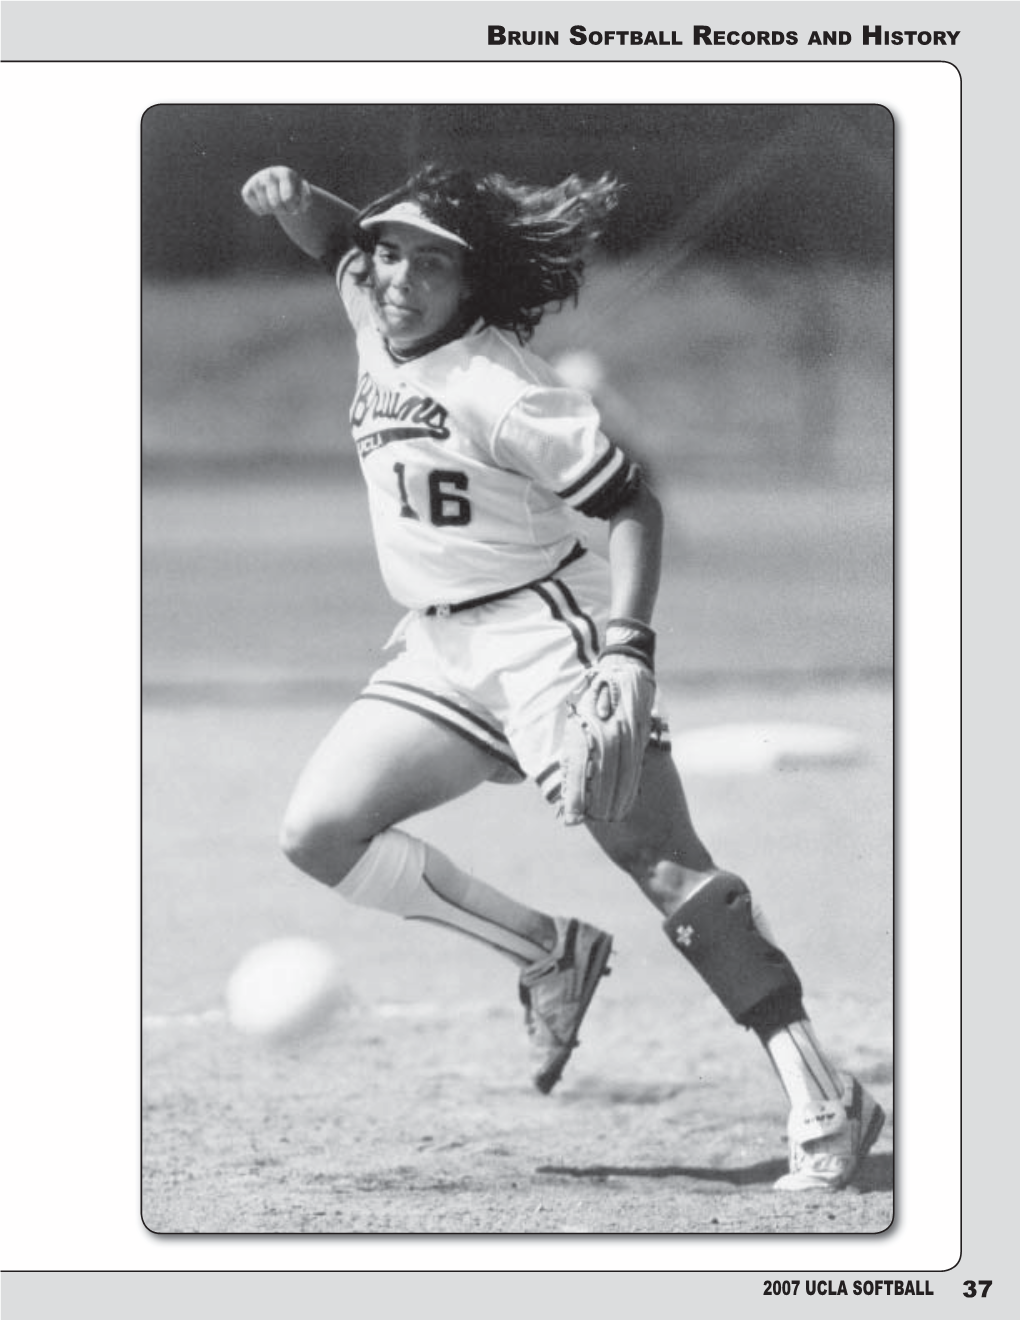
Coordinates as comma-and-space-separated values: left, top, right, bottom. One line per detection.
360, 548, 651, 810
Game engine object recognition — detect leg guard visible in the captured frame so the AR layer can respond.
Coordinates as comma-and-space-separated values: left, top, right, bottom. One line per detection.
663, 871, 804, 1029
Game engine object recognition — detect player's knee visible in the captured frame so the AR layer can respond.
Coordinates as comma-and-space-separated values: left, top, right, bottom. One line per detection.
614, 839, 673, 894
607, 836, 713, 908
278, 810, 325, 877
279, 803, 364, 884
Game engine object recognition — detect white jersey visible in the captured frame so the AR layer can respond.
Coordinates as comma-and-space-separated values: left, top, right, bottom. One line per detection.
335, 252, 638, 611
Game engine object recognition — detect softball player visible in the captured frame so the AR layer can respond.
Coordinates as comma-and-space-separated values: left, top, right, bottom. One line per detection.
241, 161, 883, 1191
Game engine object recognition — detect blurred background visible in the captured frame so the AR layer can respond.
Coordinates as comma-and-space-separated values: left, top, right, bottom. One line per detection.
142, 103, 892, 485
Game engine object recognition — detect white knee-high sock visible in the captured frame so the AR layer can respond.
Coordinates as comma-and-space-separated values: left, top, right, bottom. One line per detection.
336, 829, 553, 965
740, 892, 844, 1108
763, 1018, 845, 1108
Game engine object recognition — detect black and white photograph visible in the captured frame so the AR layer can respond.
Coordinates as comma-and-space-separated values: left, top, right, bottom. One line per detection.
141, 101, 894, 1235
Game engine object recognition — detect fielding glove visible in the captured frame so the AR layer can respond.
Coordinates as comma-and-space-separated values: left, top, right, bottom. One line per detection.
560, 619, 657, 826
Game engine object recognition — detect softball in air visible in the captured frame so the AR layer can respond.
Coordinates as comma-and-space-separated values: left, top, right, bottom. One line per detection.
225, 937, 347, 1043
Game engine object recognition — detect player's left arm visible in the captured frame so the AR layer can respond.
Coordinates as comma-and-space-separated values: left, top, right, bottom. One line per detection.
605, 481, 663, 631
560, 480, 662, 824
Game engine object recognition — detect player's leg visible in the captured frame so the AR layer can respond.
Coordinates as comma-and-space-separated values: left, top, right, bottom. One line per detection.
584, 743, 716, 910
586, 747, 830, 1056
282, 694, 613, 1092
280, 696, 558, 964
588, 748, 884, 1189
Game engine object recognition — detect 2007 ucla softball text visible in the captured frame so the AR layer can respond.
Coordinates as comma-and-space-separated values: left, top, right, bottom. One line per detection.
763, 1279, 938, 1296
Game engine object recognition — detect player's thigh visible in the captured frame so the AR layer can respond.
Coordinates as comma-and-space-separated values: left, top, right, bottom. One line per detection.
284, 697, 497, 845
586, 747, 714, 879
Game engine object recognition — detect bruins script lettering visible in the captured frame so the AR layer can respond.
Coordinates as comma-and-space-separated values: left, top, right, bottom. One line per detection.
351, 374, 451, 456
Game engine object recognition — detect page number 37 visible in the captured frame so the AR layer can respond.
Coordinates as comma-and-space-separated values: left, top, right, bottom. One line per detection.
963, 1281, 993, 1298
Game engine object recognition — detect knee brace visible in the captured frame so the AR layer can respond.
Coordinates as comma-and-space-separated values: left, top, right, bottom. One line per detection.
663, 871, 803, 1029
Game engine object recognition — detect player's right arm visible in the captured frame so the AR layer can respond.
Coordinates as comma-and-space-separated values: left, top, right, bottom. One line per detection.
241, 166, 358, 262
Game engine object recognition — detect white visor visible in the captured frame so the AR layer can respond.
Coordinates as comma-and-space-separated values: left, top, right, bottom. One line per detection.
360, 200, 470, 249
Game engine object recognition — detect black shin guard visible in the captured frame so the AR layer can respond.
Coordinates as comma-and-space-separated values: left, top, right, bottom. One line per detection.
663, 872, 804, 1030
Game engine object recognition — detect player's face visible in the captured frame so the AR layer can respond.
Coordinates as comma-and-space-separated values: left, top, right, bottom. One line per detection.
371, 224, 471, 352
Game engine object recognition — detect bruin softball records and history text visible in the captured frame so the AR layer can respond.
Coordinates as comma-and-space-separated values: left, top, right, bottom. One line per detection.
486, 24, 961, 48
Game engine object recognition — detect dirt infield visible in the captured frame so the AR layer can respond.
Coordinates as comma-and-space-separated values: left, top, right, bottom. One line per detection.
142, 688, 892, 1236
143, 1000, 892, 1235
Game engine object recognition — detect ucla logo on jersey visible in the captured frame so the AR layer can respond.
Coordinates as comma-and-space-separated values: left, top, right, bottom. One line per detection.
351, 374, 451, 457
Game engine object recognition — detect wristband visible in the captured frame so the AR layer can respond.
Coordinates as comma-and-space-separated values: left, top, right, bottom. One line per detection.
600, 617, 656, 669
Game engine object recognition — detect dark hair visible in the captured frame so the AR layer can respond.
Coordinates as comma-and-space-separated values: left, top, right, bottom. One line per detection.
353, 163, 621, 343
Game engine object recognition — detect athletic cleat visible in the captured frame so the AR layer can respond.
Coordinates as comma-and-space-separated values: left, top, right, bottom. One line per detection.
774, 1074, 886, 1191
519, 917, 613, 1094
